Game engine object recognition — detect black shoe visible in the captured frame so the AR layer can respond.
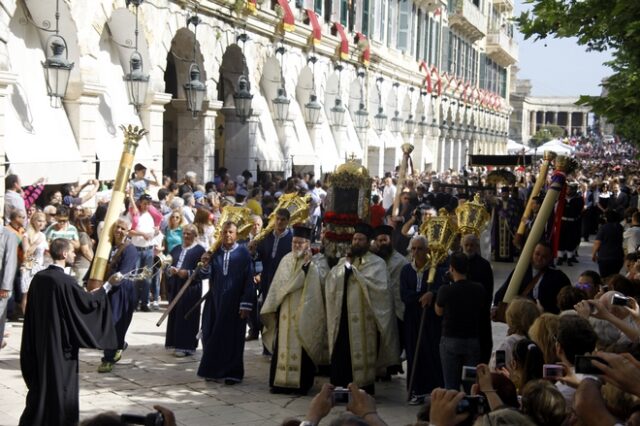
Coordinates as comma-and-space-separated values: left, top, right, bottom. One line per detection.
224, 379, 239, 385
140, 304, 151, 312
567, 259, 575, 266
569, 256, 579, 263
557, 256, 565, 266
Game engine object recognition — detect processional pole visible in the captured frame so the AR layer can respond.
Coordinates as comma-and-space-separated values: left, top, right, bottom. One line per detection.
87, 125, 148, 291
503, 155, 578, 303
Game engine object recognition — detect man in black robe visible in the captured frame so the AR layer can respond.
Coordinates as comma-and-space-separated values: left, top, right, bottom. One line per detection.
461, 233, 494, 364
557, 182, 584, 266
165, 224, 206, 356
198, 221, 255, 384
493, 242, 571, 315
98, 217, 139, 373
20, 238, 118, 426
249, 208, 292, 354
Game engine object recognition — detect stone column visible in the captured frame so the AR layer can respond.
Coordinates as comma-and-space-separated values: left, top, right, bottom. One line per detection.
439, 124, 449, 172
223, 108, 259, 178
530, 110, 537, 135
566, 111, 572, 136
140, 92, 172, 174
168, 99, 221, 183
0, 71, 17, 216
64, 83, 105, 185
552, 111, 558, 125
581, 112, 588, 136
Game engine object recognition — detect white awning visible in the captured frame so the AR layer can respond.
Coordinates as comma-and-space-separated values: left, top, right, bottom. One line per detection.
289, 113, 317, 166
255, 106, 285, 172
94, 39, 157, 180
5, 15, 83, 184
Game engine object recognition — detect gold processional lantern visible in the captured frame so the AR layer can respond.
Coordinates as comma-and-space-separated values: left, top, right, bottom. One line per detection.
211, 206, 254, 250
455, 193, 490, 237
253, 192, 311, 244
419, 208, 458, 283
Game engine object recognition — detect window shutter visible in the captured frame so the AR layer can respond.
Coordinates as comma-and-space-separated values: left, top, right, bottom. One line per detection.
396, 0, 411, 52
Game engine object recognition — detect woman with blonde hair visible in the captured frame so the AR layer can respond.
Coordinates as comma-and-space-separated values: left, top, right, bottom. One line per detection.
489, 297, 541, 370
20, 211, 48, 313
528, 313, 560, 363
520, 379, 567, 426
164, 208, 184, 254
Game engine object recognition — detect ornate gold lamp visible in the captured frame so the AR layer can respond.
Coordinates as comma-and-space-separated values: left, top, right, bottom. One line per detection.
455, 193, 490, 237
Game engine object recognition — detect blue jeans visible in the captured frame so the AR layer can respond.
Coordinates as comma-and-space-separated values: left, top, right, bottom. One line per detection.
135, 246, 154, 306
439, 336, 481, 391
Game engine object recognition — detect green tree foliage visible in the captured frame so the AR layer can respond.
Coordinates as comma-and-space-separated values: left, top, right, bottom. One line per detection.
529, 125, 565, 146
516, 0, 640, 143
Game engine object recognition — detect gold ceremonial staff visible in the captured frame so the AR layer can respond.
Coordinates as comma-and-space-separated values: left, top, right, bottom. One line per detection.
88, 125, 148, 291
513, 151, 557, 249
407, 209, 458, 401
156, 206, 254, 327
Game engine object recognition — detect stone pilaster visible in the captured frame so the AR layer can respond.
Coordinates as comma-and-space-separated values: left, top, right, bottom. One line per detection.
140, 92, 172, 174
0, 71, 17, 216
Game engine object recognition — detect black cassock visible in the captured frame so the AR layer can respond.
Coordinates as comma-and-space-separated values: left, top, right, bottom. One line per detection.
20, 265, 116, 426
197, 244, 254, 382
400, 263, 445, 397
165, 244, 206, 352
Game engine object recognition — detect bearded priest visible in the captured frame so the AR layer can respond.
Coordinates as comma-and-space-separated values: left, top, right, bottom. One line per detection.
260, 225, 327, 395
324, 223, 399, 395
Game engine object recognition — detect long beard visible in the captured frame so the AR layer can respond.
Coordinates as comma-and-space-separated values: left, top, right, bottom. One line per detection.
375, 244, 392, 259
350, 244, 368, 258
293, 248, 305, 258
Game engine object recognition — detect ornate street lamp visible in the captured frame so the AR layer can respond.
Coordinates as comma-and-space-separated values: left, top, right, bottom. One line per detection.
123, 0, 149, 112
353, 70, 368, 130
404, 87, 416, 136
183, 11, 206, 118
373, 77, 387, 134
303, 56, 321, 126
234, 34, 253, 122
272, 46, 290, 122
330, 63, 346, 127
390, 82, 402, 133
41, 0, 74, 108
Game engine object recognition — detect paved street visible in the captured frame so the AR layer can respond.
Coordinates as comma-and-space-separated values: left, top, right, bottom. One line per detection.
0, 242, 597, 426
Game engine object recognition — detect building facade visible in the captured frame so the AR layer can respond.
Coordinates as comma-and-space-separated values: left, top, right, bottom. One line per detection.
510, 79, 592, 144
0, 0, 517, 193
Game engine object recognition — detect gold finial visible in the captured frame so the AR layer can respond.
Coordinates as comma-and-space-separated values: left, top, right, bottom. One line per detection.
348, 152, 357, 161
555, 155, 580, 174
401, 143, 415, 155
119, 124, 149, 147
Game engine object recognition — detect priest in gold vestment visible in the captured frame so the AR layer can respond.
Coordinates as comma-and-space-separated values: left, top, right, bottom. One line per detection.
325, 223, 400, 395
260, 226, 327, 394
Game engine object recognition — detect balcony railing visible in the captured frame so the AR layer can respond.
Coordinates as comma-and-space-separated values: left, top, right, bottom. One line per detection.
448, 0, 487, 42
486, 29, 519, 66
492, 0, 514, 12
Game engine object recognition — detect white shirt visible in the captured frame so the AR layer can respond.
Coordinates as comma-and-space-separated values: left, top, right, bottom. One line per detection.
131, 211, 155, 248
382, 185, 396, 210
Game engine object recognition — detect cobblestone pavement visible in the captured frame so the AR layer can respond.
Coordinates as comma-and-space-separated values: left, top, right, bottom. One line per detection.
0, 242, 596, 426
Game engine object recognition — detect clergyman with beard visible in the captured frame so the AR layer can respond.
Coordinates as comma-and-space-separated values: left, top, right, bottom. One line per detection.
373, 224, 408, 374
324, 223, 399, 394
260, 226, 327, 395
461, 233, 494, 363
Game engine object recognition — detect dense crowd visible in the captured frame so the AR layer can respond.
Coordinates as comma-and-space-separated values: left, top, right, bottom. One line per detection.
2, 136, 640, 426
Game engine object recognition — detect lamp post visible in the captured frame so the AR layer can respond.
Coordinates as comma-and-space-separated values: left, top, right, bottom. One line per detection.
272, 45, 290, 122
353, 70, 368, 131
303, 56, 321, 126
41, 0, 74, 108
183, 12, 206, 118
234, 34, 253, 122
373, 77, 387, 134
123, 0, 149, 112
329, 63, 346, 127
